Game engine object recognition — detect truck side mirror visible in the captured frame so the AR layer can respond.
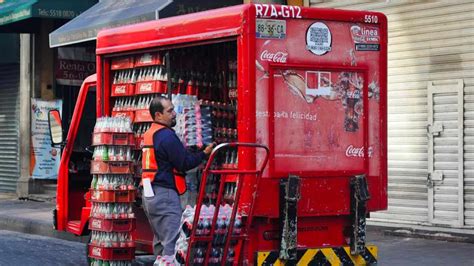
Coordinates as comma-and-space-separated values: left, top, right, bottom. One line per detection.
48, 110, 63, 146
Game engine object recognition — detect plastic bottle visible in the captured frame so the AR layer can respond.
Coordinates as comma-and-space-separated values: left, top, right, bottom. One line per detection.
127, 204, 134, 218
91, 175, 98, 190
96, 175, 103, 190
226, 247, 235, 266
193, 247, 204, 265
102, 146, 109, 161
209, 247, 221, 266
127, 232, 134, 247
111, 232, 119, 247
196, 217, 204, 236
203, 216, 211, 236
214, 216, 225, 246
182, 220, 193, 238
104, 232, 111, 248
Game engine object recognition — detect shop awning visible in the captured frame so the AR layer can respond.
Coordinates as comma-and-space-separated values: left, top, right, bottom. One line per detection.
49, 0, 242, 48
49, 0, 172, 48
0, 0, 96, 31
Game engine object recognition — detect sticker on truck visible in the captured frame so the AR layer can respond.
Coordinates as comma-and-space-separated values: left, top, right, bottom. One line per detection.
256, 19, 287, 39
306, 22, 332, 56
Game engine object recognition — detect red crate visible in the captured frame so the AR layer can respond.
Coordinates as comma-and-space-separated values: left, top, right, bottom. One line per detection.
91, 161, 134, 174
111, 57, 134, 70
90, 189, 136, 203
156, 80, 167, 93
111, 111, 135, 122
88, 245, 135, 261
135, 80, 157, 94
89, 217, 136, 232
92, 132, 135, 146
111, 83, 135, 97
135, 52, 162, 67
134, 109, 153, 123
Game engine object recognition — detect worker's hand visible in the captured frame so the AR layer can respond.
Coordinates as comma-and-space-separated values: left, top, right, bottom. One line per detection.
203, 142, 216, 156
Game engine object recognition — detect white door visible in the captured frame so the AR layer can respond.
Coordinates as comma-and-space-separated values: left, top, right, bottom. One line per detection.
427, 79, 464, 227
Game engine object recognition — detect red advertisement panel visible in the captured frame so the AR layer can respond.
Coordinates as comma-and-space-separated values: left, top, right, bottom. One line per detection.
255, 18, 382, 177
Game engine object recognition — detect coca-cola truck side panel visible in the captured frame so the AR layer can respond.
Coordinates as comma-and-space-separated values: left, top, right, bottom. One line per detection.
246, 5, 387, 251
252, 7, 387, 216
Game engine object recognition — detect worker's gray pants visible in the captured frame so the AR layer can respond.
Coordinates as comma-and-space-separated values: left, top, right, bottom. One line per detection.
143, 185, 182, 256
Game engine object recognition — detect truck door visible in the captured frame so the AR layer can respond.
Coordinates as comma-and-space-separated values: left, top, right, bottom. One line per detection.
55, 74, 97, 233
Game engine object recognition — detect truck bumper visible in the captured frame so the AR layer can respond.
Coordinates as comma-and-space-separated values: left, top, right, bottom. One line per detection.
256, 245, 377, 265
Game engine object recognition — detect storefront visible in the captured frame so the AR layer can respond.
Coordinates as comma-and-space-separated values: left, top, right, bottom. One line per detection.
0, 0, 97, 195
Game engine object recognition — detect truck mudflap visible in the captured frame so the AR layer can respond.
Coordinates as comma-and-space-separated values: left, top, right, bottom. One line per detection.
256, 245, 377, 266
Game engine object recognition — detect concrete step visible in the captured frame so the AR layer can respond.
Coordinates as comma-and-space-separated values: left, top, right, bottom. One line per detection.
42, 184, 57, 193
27, 193, 56, 203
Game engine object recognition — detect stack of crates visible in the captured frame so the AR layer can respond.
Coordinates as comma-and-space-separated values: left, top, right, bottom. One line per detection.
88, 117, 137, 266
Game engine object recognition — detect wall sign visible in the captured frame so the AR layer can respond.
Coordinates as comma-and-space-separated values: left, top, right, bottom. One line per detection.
30, 99, 63, 179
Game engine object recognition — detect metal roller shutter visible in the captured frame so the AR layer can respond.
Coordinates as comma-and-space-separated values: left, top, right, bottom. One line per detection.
463, 83, 474, 226
0, 63, 20, 192
310, 1, 474, 227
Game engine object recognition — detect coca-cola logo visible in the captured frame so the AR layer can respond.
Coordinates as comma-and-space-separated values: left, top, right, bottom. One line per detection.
91, 219, 102, 229
345, 145, 373, 158
260, 50, 288, 63
115, 85, 126, 94
139, 82, 153, 92
92, 247, 102, 257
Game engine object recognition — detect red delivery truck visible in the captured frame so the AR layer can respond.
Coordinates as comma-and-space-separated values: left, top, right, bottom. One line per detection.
48, 3, 387, 265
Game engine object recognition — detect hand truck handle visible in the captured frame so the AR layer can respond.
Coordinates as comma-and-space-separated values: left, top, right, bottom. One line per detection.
204, 142, 270, 173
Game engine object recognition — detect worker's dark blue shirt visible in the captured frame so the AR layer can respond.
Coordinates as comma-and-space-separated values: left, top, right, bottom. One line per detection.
152, 127, 205, 190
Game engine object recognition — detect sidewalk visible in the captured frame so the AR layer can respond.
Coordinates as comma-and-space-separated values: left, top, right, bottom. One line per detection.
0, 193, 158, 265
1, 192, 473, 256
0, 193, 89, 243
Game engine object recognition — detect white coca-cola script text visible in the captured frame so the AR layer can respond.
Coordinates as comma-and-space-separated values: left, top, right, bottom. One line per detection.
260, 50, 288, 63
345, 145, 373, 158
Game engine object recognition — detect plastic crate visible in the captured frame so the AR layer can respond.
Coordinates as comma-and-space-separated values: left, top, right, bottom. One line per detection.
89, 217, 136, 232
92, 132, 135, 146
135, 52, 162, 67
134, 109, 153, 123
111, 57, 134, 70
111, 111, 135, 123
90, 189, 136, 203
88, 245, 135, 261
91, 161, 134, 174
111, 83, 135, 97
135, 81, 157, 94
156, 80, 167, 93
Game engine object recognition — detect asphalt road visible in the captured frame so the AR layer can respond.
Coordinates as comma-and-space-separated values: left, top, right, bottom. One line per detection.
0, 230, 87, 266
368, 230, 474, 266
0, 229, 473, 265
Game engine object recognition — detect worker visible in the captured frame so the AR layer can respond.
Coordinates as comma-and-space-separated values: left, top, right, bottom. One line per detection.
141, 96, 214, 264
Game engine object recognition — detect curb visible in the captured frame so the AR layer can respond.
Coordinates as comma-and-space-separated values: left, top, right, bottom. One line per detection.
382, 228, 474, 244
367, 224, 474, 244
0, 214, 90, 243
